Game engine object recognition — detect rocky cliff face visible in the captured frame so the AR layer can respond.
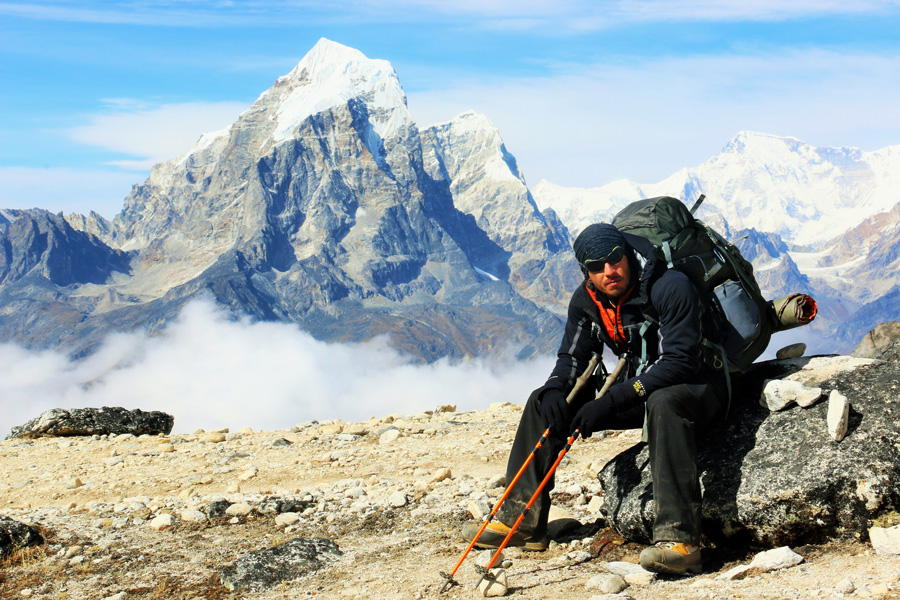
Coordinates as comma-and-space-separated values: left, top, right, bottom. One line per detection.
0, 40, 570, 361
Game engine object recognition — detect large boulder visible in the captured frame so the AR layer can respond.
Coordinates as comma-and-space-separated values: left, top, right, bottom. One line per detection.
6, 406, 174, 439
219, 537, 342, 592
0, 516, 44, 558
598, 355, 900, 548
853, 321, 900, 362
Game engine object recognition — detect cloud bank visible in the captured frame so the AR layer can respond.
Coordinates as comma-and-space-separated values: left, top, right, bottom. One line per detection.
0, 299, 554, 438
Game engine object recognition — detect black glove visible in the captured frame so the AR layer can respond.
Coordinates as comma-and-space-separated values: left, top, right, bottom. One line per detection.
539, 389, 570, 433
570, 396, 614, 438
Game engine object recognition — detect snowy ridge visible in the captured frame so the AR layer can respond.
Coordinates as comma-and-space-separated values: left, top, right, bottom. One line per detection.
270, 38, 411, 145
532, 132, 900, 247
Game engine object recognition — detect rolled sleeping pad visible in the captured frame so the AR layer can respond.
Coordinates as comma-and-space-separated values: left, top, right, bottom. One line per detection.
771, 293, 818, 331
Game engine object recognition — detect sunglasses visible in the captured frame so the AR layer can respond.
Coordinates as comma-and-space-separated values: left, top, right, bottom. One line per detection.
582, 246, 626, 272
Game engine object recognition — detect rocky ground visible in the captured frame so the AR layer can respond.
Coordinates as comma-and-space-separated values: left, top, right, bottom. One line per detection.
1, 401, 899, 600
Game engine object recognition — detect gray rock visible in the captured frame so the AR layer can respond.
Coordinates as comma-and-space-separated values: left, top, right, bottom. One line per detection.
7, 406, 174, 440
586, 573, 628, 594
852, 321, 900, 362
0, 516, 44, 558
597, 357, 900, 547
219, 537, 342, 592
748, 546, 803, 570
776, 343, 807, 360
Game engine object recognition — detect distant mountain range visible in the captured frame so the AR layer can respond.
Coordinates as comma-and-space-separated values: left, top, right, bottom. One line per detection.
2, 39, 897, 361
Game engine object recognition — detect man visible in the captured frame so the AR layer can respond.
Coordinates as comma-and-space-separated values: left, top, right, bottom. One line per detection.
462, 222, 727, 575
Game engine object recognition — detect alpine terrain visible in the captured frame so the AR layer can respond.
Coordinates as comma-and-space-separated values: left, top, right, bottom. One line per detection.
1, 38, 898, 360
0, 39, 578, 362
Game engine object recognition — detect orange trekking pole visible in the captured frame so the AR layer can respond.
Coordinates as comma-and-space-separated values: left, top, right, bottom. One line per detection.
475, 356, 627, 590
475, 429, 582, 589
436, 353, 600, 595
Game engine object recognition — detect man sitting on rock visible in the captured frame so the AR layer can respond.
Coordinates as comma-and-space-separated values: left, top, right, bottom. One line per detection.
462, 223, 727, 575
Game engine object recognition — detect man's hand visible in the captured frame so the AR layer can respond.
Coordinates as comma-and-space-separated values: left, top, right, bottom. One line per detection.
539, 389, 570, 433
570, 396, 614, 438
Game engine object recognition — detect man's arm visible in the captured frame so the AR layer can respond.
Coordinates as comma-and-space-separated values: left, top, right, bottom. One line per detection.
541, 289, 603, 397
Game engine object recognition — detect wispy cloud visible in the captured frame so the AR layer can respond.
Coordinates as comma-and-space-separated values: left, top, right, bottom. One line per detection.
408, 49, 900, 186
61, 100, 248, 170
0, 299, 553, 437
3, 0, 898, 29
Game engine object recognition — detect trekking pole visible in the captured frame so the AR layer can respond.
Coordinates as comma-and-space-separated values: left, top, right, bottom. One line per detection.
475, 429, 582, 587
436, 353, 600, 595
475, 356, 626, 589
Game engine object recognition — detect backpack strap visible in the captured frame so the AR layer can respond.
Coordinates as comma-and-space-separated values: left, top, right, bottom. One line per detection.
702, 338, 733, 420
661, 241, 675, 269
635, 317, 656, 376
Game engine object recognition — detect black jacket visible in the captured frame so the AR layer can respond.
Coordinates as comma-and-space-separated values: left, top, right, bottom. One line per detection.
541, 233, 712, 415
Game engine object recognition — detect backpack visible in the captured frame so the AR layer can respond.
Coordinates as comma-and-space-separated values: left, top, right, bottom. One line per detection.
611, 195, 777, 374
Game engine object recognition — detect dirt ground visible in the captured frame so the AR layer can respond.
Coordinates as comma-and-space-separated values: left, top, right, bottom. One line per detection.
1, 402, 898, 600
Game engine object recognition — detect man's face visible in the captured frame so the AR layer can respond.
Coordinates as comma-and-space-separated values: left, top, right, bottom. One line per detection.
587, 255, 632, 299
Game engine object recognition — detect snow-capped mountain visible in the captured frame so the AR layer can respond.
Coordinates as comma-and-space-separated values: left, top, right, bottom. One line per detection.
1, 39, 897, 360
531, 132, 900, 348
533, 132, 900, 246
0, 39, 571, 361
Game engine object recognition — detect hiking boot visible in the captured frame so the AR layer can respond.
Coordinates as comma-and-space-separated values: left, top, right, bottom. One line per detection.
639, 541, 702, 575
460, 520, 549, 551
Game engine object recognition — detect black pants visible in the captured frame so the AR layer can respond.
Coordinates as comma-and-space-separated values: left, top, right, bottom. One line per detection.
497, 374, 725, 545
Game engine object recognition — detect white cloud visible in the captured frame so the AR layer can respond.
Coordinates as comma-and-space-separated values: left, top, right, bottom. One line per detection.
62, 100, 248, 168
407, 49, 900, 187
0, 299, 554, 438
3, 0, 898, 29
0, 166, 140, 218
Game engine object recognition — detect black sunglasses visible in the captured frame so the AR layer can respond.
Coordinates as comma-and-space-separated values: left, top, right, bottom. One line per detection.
582, 246, 626, 273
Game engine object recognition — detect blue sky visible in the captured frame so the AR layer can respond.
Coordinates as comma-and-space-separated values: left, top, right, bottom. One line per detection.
2, 1, 900, 218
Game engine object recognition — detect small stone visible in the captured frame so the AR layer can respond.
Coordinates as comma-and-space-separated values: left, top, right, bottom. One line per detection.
270, 437, 292, 447
102, 593, 127, 600
158, 443, 175, 453
435, 404, 456, 413
19, 589, 32, 597
760, 379, 823, 411
238, 468, 258, 482
486, 474, 506, 489
776, 343, 807, 360
748, 546, 803, 571
477, 568, 508, 597
68, 555, 85, 566
343, 424, 368, 436
389, 491, 408, 508
565, 483, 584, 495
204, 432, 227, 443
604, 561, 656, 585
489, 402, 512, 409
65, 476, 84, 489
475, 549, 504, 568
827, 390, 850, 442
835, 578, 856, 594
469, 499, 492, 520
429, 468, 452, 483
275, 512, 300, 527
180, 509, 208, 523
587, 496, 605, 513
869, 525, 900, 554
586, 573, 627, 594
320, 423, 344, 435
379, 429, 401, 445
149, 514, 174, 531
717, 564, 754, 580
225, 503, 253, 517
105, 457, 124, 467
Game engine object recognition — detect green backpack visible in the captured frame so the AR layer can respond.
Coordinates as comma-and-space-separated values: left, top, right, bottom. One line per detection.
612, 195, 777, 373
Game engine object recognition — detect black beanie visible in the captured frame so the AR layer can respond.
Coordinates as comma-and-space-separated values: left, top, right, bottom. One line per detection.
573, 223, 627, 266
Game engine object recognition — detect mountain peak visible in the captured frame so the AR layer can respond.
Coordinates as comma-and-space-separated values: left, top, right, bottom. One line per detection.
270, 39, 409, 143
